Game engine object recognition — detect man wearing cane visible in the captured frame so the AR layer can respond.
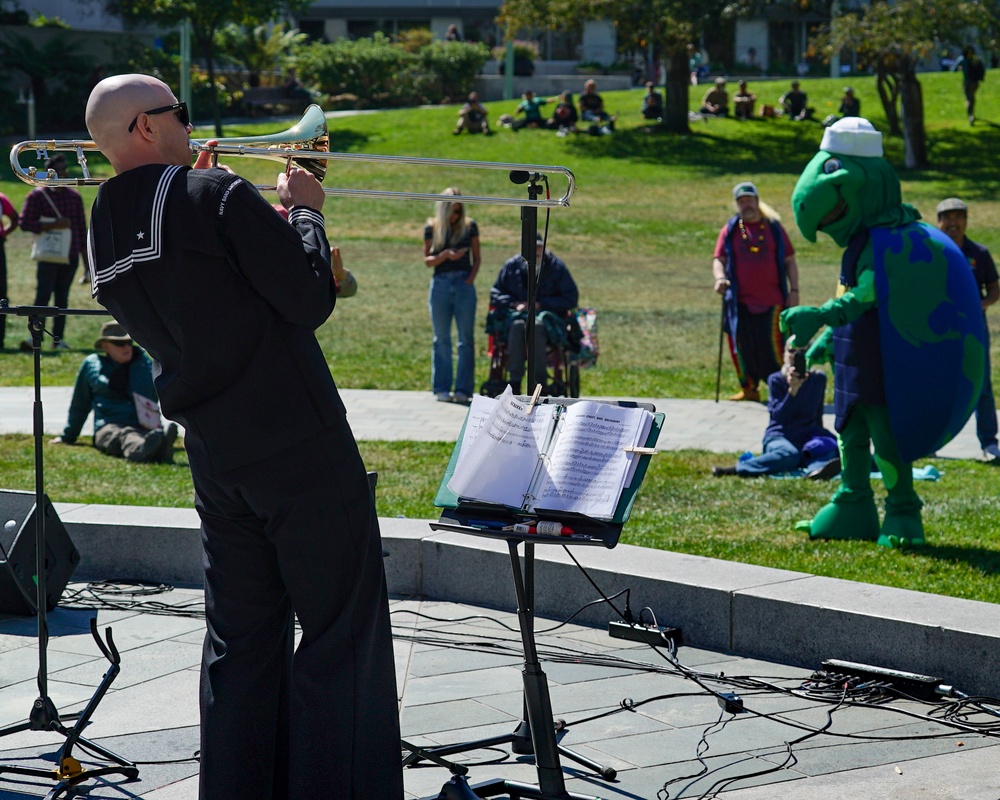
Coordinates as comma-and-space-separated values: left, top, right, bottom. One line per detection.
712, 181, 800, 401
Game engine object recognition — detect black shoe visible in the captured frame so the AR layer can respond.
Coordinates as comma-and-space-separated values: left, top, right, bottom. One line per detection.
711, 466, 738, 477
508, 379, 522, 395
157, 422, 178, 463
806, 457, 841, 481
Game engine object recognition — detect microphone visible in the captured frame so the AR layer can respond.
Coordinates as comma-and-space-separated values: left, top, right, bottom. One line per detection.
509, 170, 541, 185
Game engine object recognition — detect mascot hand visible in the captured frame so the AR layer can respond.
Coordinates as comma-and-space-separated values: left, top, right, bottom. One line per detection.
780, 306, 823, 344
806, 328, 834, 367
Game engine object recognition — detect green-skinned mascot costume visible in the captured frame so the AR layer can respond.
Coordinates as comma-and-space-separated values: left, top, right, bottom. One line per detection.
780, 118, 986, 548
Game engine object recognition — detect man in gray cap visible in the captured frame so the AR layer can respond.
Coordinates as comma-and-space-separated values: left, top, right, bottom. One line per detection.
52, 320, 177, 462
937, 197, 1000, 461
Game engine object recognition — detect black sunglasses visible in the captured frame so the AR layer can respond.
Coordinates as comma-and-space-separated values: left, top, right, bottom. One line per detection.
127, 102, 190, 134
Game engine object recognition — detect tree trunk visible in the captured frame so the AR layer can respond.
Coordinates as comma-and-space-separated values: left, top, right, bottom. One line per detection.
876, 68, 901, 136
663, 50, 690, 134
899, 67, 927, 169
195, 32, 223, 137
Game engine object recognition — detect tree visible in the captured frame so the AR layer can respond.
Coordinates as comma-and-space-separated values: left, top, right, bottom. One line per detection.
499, 0, 725, 134
810, 0, 985, 169
102, 0, 312, 135
215, 21, 307, 88
0, 30, 91, 128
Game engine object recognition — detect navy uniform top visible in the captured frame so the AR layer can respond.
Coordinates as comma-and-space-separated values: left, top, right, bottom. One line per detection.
88, 164, 341, 473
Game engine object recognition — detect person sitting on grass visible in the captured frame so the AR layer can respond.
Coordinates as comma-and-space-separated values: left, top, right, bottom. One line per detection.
712, 341, 839, 479
51, 321, 178, 463
579, 79, 616, 133
454, 92, 491, 135
780, 81, 814, 121
699, 77, 729, 117
545, 91, 579, 134
511, 90, 548, 130
823, 87, 861, 127
733, 80, 757, 120
641, 82, 664, 121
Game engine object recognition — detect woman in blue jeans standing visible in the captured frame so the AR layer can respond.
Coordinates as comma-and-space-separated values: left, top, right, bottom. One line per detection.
423, 188, 480, 403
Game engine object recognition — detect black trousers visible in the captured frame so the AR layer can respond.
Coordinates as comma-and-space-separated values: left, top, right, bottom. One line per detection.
32, 257, 78, 341
190, 422, 402, 800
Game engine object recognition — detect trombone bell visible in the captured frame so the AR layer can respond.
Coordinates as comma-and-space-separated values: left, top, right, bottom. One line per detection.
194, 104, 330, 181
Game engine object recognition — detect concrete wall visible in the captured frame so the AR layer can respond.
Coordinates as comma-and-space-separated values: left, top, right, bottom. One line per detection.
53, 503, 1000, 698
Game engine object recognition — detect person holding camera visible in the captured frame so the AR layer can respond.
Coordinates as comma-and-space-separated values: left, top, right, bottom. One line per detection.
712, 341, 838, 478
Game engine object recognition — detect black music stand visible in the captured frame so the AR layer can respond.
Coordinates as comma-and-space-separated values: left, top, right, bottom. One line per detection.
419, 529, 616, 800
0, 303, 139, 798
404, 171, 662, 796
421, 397, 660, 800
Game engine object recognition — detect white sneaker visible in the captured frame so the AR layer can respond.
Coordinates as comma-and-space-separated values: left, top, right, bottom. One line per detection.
452, 393, 471, 405
436, 392, 452, 402
983, 443, 1000, 462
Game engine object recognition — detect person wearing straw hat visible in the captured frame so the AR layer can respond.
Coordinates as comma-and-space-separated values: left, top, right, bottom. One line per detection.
52, 320, 177, 463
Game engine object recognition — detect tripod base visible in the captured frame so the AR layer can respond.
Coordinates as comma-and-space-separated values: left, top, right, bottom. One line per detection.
0, 757, 139, 800
0, 621, 139, 799
438, 774, 604, 800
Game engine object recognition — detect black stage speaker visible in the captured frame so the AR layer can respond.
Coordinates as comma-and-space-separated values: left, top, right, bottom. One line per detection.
0, 489, 80, 616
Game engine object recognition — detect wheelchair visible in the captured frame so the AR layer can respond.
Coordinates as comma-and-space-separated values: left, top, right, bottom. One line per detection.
479, 307, 585, 399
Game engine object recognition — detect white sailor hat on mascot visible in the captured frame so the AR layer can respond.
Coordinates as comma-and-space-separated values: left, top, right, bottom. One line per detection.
819, 117, 883, 157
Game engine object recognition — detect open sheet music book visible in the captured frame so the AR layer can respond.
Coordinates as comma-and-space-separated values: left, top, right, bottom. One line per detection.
446, 388, 655, 521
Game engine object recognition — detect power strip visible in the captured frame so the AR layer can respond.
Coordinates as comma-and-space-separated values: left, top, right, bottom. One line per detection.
819, 659, 944, 700
608, 620, 682, 647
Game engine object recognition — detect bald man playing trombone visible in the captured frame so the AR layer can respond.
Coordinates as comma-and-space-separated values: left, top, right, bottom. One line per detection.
85, 74, 402, 800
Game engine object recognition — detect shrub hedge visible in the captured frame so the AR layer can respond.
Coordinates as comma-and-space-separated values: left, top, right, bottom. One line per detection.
294, 34, 489, 108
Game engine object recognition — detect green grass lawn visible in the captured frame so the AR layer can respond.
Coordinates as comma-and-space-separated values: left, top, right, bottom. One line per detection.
1, 435, 997, 603
1, 70, 998, 603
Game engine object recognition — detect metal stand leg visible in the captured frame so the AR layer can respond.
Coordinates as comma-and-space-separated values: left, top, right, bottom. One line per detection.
410, 540, 611, 800
0, 308, 136, 799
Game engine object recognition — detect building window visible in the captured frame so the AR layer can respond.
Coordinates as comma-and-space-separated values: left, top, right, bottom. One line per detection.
347, 20, 379, 40
298, 19, 326, 42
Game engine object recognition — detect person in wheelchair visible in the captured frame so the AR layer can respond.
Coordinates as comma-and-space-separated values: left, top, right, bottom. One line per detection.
490, 235, 579, 394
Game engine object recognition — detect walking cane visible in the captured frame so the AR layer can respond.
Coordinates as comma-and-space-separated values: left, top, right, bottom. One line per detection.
715, 294, 726, 403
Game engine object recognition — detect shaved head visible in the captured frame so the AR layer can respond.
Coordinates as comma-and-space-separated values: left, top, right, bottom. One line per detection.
86, 73, 189, 173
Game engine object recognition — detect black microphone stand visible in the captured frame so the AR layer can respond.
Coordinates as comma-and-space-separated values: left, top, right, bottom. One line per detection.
0, 302, 139, 798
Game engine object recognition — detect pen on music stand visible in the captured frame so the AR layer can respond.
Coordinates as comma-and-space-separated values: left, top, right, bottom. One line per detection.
466, 519, 509, 531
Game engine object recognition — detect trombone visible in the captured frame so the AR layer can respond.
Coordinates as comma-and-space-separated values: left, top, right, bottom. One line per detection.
9, 104, 576, 208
